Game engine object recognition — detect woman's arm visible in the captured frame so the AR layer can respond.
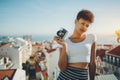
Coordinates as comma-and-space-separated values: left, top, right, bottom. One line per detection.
89, 42, 96, 80
58, 45, 67, 71
54, 36, 67, 72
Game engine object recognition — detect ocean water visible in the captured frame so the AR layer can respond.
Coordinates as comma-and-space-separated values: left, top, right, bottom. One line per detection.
0, 34, 54, 42
32, 35, 53, 42
0, 34, 118, 44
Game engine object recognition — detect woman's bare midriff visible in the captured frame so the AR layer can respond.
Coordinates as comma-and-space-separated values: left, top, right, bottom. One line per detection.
68, 62, 89, 69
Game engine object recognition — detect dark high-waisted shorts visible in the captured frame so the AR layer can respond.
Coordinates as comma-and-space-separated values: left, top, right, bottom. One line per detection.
57, 66, 88, 80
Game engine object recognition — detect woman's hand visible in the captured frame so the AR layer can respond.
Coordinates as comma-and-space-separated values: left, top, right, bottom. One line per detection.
53, 36, 66, 47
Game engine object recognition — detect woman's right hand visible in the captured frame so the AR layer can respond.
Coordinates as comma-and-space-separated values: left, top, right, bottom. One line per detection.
53, 36, 66, 47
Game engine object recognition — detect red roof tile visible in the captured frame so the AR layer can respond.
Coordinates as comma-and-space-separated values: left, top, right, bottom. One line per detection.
32, 42, 42, 46
5, 43, 12, 47
0, 69, 16, 80
108, 45, 120, 56
96, 49, 107, 59
0, 44, 2, 47
47, 49, 56, 53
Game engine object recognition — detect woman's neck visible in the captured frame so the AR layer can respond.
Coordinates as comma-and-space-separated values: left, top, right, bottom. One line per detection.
71, 31, 84, 39
69, 33, 86, 43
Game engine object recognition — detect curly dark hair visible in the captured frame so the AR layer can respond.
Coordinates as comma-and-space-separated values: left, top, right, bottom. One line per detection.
76, 9, 94, 23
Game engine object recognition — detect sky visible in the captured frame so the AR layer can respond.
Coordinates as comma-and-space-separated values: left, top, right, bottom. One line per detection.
0, 0, 120, 37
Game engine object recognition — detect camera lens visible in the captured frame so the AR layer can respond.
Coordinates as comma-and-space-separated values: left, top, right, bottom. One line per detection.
56, 28, 68, 39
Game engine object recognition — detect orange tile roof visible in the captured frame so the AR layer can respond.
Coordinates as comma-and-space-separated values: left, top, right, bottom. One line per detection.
0, 69, 16, 80
0, 43, 12, 48
0, 44, 2, 47
108, 45, 120, 56
47, 49, 56, 53
5, 43, 12, 47
32, 42, 42, 46
96, 49, 107, 60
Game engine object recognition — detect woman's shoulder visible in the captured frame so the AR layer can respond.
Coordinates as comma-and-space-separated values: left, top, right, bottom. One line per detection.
87, 33, 97, 42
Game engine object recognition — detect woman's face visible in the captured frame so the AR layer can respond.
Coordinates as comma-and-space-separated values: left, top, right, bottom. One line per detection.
75, 18, 90, 34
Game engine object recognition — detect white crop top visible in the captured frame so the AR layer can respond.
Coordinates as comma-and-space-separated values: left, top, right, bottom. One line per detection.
66, 34, 96, 63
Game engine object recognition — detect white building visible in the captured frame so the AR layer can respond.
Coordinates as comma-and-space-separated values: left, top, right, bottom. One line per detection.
0, 45, 22, 69
0, 37, 32, 69
13, 37, 32, 63
0, 37, 33, 80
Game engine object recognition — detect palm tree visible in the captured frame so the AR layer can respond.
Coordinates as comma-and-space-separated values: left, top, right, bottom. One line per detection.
115, 29, 120, 43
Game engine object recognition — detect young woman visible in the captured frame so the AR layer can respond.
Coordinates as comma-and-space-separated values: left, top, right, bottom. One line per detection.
54, 9, 96, 80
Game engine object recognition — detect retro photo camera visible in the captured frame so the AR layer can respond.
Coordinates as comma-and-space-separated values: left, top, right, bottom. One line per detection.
56, 28, 68, 39
52, 28, 68, 49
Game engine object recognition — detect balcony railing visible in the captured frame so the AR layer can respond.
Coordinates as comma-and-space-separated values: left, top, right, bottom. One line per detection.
104, 54, 120, 67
